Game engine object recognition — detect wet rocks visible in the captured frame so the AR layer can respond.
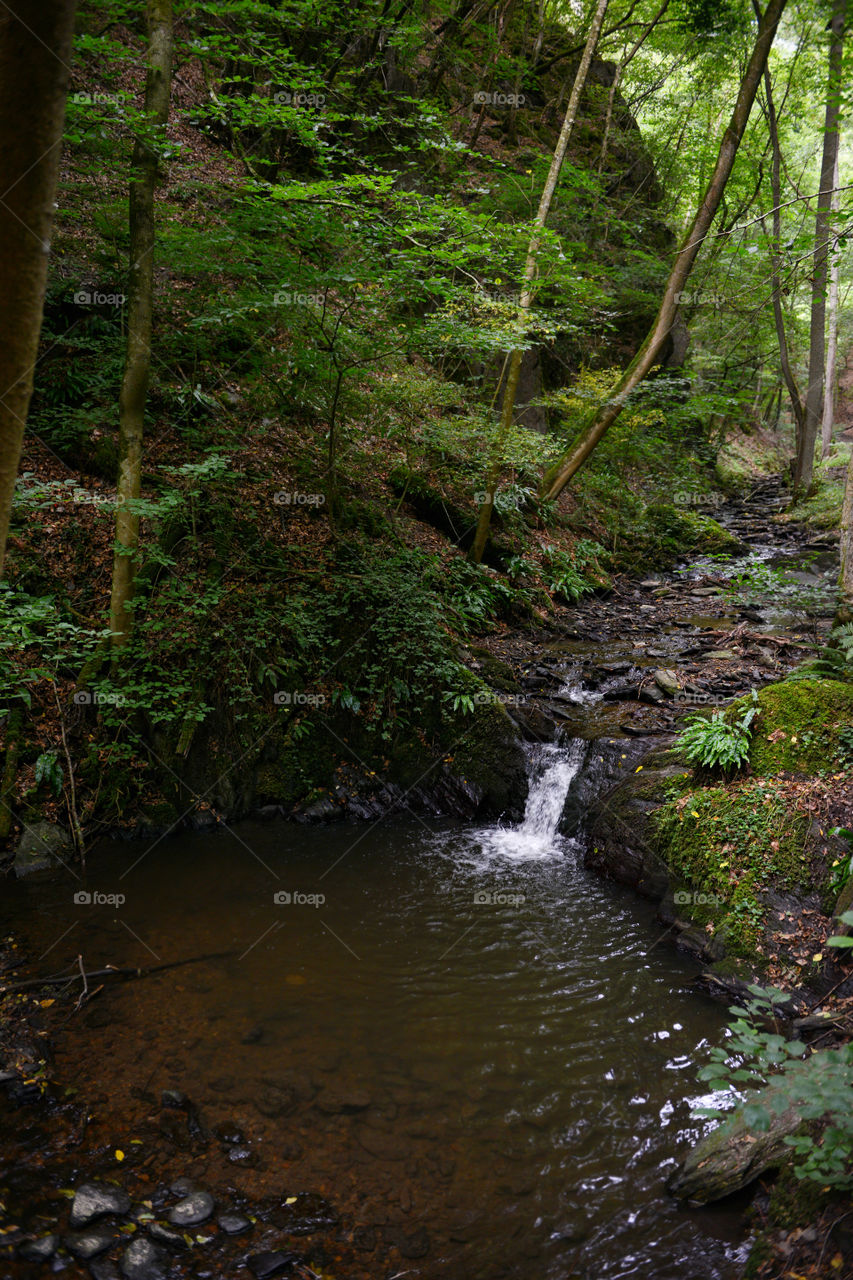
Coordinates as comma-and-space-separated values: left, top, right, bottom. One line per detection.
168, 1190, 214, 1227
218, 1212, 252, 1235
120, 1236, 167, 1280
668, 1082, 802, 1203
214, 1122, 245, 1145
18, 1234, 58, 1261
65, 1226, 120, 1259
247, 1250, 301, 1278
227, 1145, 258, 1166
13, 821, 72, 877
70, 1182, 132, 1228
148, 1222, 187, 1249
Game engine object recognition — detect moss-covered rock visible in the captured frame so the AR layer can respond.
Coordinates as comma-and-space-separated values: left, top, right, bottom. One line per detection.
643, 502, 740, 559
730, 678, 853, 776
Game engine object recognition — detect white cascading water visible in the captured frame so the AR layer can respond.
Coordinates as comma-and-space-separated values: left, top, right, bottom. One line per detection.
482, 739, 586, 860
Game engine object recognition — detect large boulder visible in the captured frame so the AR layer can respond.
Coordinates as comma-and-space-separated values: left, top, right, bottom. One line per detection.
668, 1084, 802, 1203
14, 821, 73, 876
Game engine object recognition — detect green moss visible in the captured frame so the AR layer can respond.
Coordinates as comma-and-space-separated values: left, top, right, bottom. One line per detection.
654, 780, 810, 958
728, 678, 853, 776
644, 502, 740, 557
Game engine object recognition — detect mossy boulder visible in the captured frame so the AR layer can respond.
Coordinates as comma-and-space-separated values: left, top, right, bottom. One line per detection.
644, 502, 739, 560
730, 678, 853, 776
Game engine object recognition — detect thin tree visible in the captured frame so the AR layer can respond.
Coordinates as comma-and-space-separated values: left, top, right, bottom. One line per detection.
0, 0, 77, 578
469, 0, 610, 564
761, 61, 807, 451
821, 149, 841, 458
839, 447, 853, 623
792, 0, 845, 499
109, 0, 174, 652
541, 0, 787, 503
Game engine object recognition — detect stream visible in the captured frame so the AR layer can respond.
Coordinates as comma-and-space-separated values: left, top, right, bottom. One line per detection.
0, 482, 841, 1280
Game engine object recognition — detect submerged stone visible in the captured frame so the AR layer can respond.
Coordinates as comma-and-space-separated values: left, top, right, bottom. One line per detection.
70, 1182, 131, 1228
168, 1190, 214, 1226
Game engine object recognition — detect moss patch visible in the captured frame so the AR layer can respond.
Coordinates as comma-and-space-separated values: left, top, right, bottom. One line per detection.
644, 502, 740, 557
729, 678, 853, 776
654, 780, 811, 957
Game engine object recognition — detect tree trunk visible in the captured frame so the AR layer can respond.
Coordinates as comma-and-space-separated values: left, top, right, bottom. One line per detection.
793, 0, 845, 499
0, 0, 77, 579
821, 152, 841, 459
108, 0, 174, 652
839, 448, 853, 624
541, 0, 787, 503
762, 61, 806, 449
469, 0, 610, 563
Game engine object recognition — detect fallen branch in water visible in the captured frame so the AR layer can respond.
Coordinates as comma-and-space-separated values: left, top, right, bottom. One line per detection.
0, 949, 236, 993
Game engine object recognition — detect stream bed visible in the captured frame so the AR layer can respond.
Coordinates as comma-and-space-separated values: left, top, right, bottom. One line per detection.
1, 744, 747, 1279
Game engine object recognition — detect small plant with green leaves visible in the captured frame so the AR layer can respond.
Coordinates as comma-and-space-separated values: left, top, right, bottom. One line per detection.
677, 690, 758, 774
698, 979, 853, 1188
790, 624, 853, 685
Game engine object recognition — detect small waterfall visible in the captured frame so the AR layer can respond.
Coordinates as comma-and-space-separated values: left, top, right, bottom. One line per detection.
481, 740, 586, 860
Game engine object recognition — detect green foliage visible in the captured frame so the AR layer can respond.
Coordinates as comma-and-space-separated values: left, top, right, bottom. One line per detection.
34, 751, 64, 797
541, 541, 608, 602
677, 690, 758, 774
697, 985, 853, 1188
0, 585, 103, 707
789, 625, 853, 684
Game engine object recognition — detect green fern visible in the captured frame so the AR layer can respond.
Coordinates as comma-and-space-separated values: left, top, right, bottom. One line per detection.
788, 624, 853, 683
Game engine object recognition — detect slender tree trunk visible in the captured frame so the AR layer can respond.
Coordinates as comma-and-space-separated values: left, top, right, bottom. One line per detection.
793, 0, 845, 499
821, 152, 841, 458
762, 62, 806, 449
109, 0, 173, 652
469, 0, 610, 563
541, 0, 787, 502
839, 449, 853, 624
0, 0, 77, 579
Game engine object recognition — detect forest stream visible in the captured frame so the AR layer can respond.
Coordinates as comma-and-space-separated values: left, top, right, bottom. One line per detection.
0, 485, 839, 1280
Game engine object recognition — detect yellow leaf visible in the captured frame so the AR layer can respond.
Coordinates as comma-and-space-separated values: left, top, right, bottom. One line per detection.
285, 1196, 298, 1205
691, 811, 700, 818
38, 999, 54, 1008
635, 766, 643, 773
115, 1149, 125, 1162
813, 954, 823, 963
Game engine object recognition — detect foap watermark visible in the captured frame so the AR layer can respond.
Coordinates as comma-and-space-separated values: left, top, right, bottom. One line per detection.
274, 90, 326, 107
71, 91, 122, 106
273, 290, 325, 307
673, 492, 723, 507
274, 890, 325, 907
74, 690, 127, 707
74, 289, 126, 308
273, 490, 326, 507
673, 889, 725, 907
273, 691, 326, 707
473, 889, 525, 906
674, 290, 725, 307
74, 890, 126, 907
473, 90, 525, 107
473, 489, 524, 510
673, 691, 732, 707
471, 691, 523, 707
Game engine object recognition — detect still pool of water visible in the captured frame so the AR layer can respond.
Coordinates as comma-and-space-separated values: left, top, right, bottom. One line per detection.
0, 746, 746, 1278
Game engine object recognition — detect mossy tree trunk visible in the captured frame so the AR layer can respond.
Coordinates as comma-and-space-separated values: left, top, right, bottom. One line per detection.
109, 0, 174, 653
0, 0, 77, 578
